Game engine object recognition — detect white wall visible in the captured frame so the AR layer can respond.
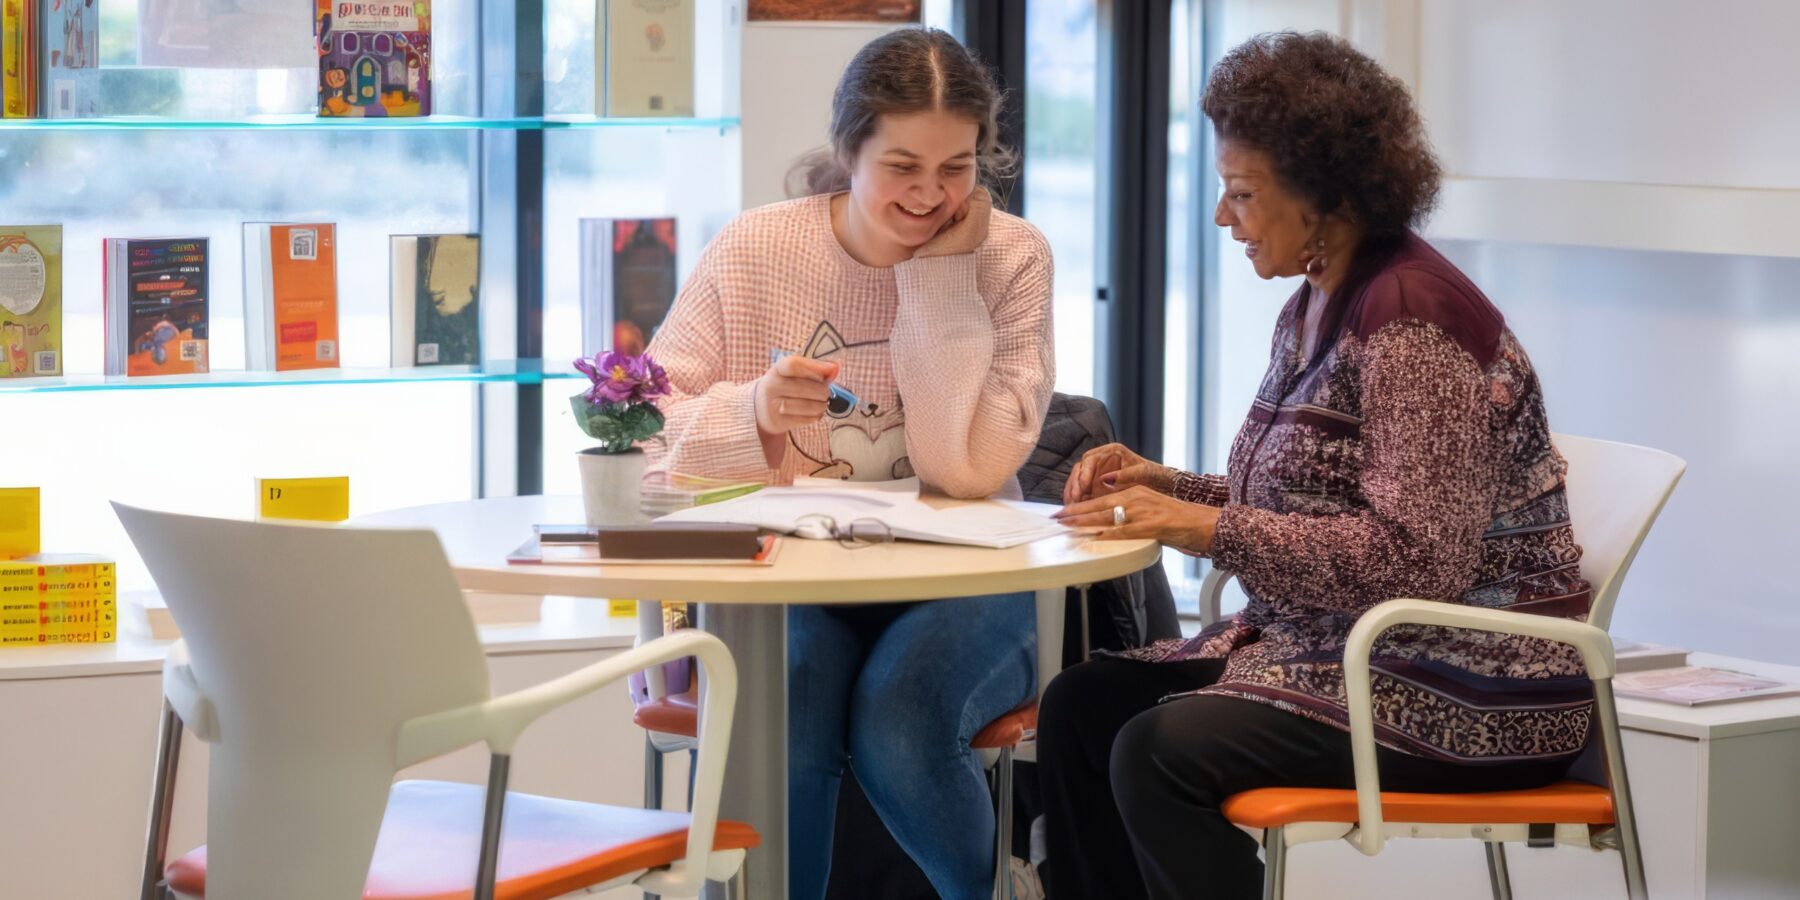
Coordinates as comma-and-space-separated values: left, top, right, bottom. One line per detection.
739, 22, 898, 209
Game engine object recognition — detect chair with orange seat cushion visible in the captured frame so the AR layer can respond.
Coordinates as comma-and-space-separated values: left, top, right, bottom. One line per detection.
116, 504, 757, 900
1199, 435, 1683, 900
630, 589, 1069, 900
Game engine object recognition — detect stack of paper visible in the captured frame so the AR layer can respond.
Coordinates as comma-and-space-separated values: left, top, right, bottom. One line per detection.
656, 480, 1068, 549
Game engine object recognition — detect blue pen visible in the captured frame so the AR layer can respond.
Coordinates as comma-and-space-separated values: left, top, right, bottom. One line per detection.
769, 349, 861, 412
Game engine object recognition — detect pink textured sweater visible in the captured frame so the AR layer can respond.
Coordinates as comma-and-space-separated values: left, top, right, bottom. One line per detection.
644, 193, 1055, 498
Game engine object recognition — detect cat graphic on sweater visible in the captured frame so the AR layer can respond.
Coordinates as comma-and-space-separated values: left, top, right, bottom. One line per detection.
788, 321, 916, 481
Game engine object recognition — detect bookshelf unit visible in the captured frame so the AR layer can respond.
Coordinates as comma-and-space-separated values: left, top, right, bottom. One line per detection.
0, 0, 744, 598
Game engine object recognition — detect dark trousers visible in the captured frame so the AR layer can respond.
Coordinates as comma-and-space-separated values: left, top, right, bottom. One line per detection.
1036, 655, 1577, 900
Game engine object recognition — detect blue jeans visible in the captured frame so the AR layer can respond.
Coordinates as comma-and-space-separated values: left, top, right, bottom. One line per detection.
788, 592, 1036, 900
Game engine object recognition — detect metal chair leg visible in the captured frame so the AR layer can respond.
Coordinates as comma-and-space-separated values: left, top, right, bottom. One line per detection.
992, 745, 1016, 900
645, 735, 665, 810
140, 699, 184, 900
687, 746, 698, 810
474, 754, 512, 900
1260, 827, 1286, 900
1485, 842, 1513, 900
727, 859, 748, 900
644, 737, 664, 900
1594, 681, 1650, 900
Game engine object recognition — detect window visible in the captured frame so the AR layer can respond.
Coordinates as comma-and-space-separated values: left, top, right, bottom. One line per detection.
9, 1, 485, 592
1024, 0, 1100, 397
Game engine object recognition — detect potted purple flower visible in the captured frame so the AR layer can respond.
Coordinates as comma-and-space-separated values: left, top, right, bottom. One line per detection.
572, 350, 671, 526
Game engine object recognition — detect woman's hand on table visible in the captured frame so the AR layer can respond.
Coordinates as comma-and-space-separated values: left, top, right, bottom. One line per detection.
1063, 442, 1179, 505
1055, 486, 1220, 555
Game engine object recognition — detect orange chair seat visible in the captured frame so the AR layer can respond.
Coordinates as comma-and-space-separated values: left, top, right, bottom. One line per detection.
1222, 780, 1616, 829
633, 689, 700, 738
166, 780, 759, 900
972, 699, 1038, 749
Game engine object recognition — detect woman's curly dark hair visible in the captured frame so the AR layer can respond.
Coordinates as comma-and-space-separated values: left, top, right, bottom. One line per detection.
1202, 31, 1440, 238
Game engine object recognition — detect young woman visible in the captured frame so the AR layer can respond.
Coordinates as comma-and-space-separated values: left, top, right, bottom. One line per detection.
644, 28, 1055, 900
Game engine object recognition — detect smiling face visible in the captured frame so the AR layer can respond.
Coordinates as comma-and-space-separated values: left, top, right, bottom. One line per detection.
1213, 137, 1320, 281
845, 110, 980, 256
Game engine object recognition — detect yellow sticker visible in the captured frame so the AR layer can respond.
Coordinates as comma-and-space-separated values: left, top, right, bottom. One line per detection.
257, 477, 350, 522
0, 487, 40, 559
608, 599, 637, 618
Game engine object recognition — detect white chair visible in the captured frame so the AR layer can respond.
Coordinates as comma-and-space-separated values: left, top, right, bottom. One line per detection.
1196, 433, 1685, 900
116, 503, 757, 900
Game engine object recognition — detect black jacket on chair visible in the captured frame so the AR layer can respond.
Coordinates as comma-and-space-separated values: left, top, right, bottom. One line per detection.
824, 394, 1180, 899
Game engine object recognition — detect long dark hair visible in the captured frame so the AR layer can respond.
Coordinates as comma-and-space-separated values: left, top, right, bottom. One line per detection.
786, 28, 1016, 199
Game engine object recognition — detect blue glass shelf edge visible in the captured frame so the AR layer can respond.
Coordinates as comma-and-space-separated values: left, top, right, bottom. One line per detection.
0, 114, 741, 131
0, 361, 583, 394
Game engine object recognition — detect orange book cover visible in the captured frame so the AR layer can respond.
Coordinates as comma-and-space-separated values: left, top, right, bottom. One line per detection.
266, 224, 339, 371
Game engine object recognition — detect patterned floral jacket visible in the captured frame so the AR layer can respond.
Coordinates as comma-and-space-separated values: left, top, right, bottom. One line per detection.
1128, 233, 1595, 764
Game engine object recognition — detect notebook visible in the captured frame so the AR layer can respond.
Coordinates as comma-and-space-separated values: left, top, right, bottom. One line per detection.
654, 480, 1069, 549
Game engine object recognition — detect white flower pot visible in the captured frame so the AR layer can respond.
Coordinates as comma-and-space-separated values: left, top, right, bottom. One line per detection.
576, 447, 650, 527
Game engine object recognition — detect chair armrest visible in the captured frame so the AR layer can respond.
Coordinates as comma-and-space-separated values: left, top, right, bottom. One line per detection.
396, 628, 738, 897
161, 640, 218, 743
1198, 567, 1236, 627
1340, 599, 1616, 856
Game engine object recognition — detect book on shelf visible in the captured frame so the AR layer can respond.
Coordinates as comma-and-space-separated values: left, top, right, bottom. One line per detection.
0, 225, 61, 377
243, 223, 340, 372
390, 233, 480, 366
601, 0, 693, 117
104, 236, 210, 376
40, 0, 97, 118
1, 554, 117, 646
748, 0, 921, 23
2, 0, 39, 118
316, 0, 431, 118
1614, 665, 1800, 707
579, 217, 678, 355
125, 588, 540, 641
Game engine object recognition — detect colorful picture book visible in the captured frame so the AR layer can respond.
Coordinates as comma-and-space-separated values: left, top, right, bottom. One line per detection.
601, 0, 693, 117
316, 0, 432, 117
41, 0, 96, 118
390, 233, 479, 366
1, 555, 116, 646
2, 0, 40, 117
748, 0, 920, 22
104, 237, 210, 376
243, 223, 341, 372
0, 225, 60, 377
580, 217, 677, 355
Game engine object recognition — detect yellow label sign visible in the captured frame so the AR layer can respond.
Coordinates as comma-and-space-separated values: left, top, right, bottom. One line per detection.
257, 477, 350, 522
608, 599, 636, 618
0, 488, 40, 559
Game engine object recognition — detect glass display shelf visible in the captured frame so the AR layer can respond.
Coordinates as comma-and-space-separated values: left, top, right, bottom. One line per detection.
0, 360, 583, 395
0, 114, 741, 132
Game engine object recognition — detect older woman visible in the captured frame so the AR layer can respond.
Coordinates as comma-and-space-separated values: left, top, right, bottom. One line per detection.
1037, 32, 1595, 900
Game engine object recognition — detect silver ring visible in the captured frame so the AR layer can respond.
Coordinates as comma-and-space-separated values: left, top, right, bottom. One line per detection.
1113, 505, 1127, 526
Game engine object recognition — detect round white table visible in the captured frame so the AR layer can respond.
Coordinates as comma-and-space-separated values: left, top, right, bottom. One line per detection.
356, 495, 1161, 900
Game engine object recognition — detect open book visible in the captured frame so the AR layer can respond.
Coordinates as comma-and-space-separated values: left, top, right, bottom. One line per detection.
654, 480, 1069, 549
